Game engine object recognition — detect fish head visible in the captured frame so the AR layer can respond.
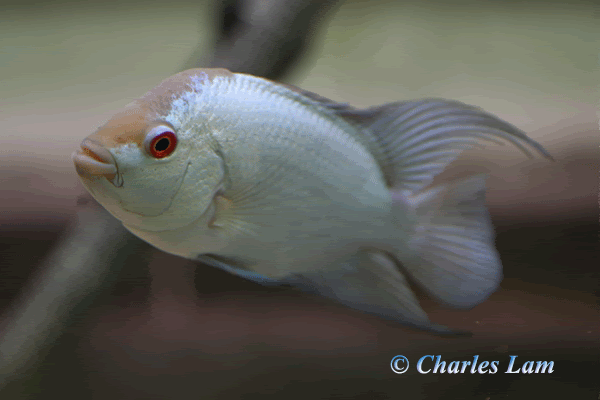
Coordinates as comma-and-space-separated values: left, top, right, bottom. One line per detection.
72, 69, 230, 232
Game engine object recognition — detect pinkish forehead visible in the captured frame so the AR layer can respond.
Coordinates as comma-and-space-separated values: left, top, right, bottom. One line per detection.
86, 104, 151, 148
141, 68, 232, 106
85, 68, 233, 148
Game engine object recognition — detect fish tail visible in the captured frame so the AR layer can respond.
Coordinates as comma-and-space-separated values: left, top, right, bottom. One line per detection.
390, 174, 502, 308
337, 99, 551, 307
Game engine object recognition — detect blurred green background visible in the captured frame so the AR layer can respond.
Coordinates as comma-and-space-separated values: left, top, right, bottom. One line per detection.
1, 0, 598, 399
1, 0, 597, 218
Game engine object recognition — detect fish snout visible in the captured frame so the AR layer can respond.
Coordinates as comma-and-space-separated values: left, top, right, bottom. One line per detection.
72, 139, 118, 181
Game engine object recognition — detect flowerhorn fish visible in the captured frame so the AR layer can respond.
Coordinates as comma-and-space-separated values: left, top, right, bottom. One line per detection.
72, 68, 552, 334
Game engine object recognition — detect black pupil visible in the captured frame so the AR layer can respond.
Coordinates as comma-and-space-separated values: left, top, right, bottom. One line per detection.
155, 137, 170, 152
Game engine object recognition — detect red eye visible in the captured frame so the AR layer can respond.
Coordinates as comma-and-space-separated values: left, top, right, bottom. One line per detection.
148, 129, 177, 159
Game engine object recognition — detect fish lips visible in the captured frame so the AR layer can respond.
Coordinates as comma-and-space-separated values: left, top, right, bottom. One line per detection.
72, 139, 122, 187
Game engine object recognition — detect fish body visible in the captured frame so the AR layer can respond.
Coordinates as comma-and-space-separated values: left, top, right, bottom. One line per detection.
73, 68, 552, 333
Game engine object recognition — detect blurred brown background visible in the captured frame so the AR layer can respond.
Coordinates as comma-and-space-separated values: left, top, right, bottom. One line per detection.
1, 0, 598, 398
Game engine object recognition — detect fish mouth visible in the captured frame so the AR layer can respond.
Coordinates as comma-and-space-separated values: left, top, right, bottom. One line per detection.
72, 139, 118, 184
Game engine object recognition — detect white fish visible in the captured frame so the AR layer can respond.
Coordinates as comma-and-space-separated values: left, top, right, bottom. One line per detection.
72, 68, 552, 334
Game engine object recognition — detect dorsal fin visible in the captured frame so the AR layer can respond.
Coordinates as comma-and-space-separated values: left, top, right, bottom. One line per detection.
338, 99, 554, 192
277, 82, 356, 112
275, 82, 553, 192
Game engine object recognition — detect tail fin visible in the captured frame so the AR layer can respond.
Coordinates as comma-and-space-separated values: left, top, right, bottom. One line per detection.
393, 174, 502, 308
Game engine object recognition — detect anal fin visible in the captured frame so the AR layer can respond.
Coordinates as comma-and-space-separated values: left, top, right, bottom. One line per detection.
289, 250, 466, 335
